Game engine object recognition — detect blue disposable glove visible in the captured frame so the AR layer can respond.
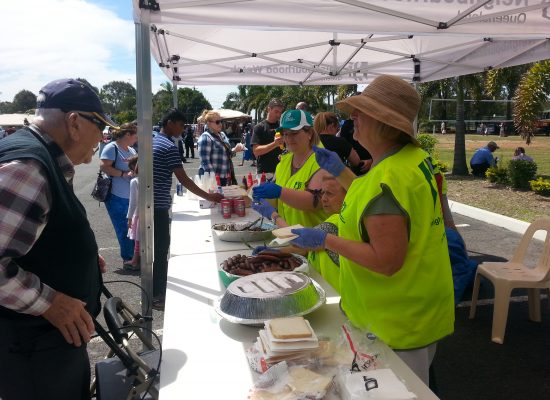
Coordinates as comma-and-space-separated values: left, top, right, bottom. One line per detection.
252, 182, 282, 199
313, 146, 346, 176
290, 227, 328, 249
251, 198, 277, 219
252, 245, 281, 255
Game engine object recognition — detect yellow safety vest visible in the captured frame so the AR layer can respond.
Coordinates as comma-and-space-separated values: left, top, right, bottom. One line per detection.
275, 152, 327, 227
339, 144, 454, 349
308, 214, 340, 293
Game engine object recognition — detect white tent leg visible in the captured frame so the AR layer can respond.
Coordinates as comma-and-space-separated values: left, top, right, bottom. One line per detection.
135, 11, 154, 342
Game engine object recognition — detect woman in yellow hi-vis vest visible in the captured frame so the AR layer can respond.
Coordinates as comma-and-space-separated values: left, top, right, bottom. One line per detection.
252, 175, 347, 292
252, 109, 327, 228
289, 75, 455, 386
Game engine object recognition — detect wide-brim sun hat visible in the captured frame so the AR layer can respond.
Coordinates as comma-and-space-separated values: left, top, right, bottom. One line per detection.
279, 109, 313, 131
336, 75, 420, 144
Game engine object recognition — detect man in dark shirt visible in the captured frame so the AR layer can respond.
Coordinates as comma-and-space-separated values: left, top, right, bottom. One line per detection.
251, 98, 284, 175
0, 78, 116, 399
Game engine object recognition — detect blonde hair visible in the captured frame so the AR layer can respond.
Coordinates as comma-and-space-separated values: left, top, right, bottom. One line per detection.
112, 122, 137, 140
313, 112, 339, 134
200, 110, 221, 123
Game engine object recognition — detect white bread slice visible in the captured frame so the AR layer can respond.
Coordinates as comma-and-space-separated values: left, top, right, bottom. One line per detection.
288, 367, 333, 395
269, 316, 312, 339
272, 224, 303, 239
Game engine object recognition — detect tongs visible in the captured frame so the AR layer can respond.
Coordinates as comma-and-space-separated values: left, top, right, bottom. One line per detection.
236, 217, 262, 231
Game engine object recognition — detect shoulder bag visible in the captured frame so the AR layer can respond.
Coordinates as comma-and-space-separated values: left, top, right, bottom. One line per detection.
91, 144, 118, 202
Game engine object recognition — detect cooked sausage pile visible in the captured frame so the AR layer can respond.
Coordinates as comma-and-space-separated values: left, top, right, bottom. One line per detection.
221, 251, 303, 276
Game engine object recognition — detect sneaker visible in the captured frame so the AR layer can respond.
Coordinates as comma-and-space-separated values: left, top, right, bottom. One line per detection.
123, 263, 140, 271
152, 298, 165, 311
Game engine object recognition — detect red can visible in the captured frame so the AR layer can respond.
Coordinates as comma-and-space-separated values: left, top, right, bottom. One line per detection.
220, 199, 232, 219
235, 198, 246, 217
228, 197, 237, 214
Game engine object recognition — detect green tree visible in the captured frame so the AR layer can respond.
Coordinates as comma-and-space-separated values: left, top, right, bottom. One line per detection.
100, 81, 136, 115
512, 60, 550, 144
0, 101, 13, 113
12, 90, 37, 113
485, 65, 530, 122
152, 82, 212, 124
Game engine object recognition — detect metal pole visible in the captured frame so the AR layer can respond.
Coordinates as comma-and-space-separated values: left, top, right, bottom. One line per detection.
172, 80, 178, 108
135, 10, 154, 344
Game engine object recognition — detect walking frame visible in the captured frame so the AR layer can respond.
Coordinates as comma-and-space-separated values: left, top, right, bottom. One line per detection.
91, 285, 160, 400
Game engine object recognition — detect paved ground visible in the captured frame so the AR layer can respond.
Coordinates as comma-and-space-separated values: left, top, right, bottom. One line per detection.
76, 150, 547, 399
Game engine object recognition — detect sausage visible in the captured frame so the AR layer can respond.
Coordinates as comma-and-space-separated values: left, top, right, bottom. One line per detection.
231, 268, 254, 276
262, 265, 283, 272
258, 250, 291, 258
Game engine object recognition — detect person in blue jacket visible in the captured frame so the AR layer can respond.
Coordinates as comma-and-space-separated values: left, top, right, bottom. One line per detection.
470, 141, 499, 177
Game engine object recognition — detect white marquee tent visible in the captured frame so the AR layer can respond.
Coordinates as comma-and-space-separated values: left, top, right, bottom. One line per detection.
131, 0, 550, 317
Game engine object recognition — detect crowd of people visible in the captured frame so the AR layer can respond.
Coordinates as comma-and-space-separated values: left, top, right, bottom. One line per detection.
0, 74, 494, 398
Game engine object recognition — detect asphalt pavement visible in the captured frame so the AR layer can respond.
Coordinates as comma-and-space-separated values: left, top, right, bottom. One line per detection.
76, 150, 548, 399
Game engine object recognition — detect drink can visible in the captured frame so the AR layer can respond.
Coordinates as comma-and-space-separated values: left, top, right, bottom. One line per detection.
221, 199, 232, 219
176, 182, 183, 196
228, 197, 237, 214
235, 198, 246, 217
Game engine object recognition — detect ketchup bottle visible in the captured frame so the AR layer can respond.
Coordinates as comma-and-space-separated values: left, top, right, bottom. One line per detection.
260, 172, 266, 184
247, 172, 253, 188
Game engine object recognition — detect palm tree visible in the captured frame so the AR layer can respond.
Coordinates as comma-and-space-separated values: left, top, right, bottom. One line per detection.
485, 65, 530, 123
512, 60, 550, 144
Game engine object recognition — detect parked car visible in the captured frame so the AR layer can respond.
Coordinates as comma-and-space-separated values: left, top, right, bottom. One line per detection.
535, 110, 550, 135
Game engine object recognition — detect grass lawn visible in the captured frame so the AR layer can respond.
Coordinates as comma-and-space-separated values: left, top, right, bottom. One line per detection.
427, 133, 550, 177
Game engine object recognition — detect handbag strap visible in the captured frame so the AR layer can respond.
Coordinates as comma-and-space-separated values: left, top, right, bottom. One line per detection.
209, 131, 237, 185
100, 142, 118, 175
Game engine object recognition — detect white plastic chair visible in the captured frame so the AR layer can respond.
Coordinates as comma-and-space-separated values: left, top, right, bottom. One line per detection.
469, 217, 550, 344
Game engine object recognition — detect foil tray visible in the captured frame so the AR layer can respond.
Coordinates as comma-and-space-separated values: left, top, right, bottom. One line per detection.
214, 271, 326, 325
212, 221, 275, 243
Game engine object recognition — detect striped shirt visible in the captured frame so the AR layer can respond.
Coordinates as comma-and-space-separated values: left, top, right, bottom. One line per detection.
198, 130, 233, 178
0, 126, 74, 315
152, 132, 182, 209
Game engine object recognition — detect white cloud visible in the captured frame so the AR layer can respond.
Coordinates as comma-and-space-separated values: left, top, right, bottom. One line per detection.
0, 0, 135, 100
0, 0, 234, 108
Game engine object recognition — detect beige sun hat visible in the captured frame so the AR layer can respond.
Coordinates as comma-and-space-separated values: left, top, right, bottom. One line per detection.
336, 75, 420, 144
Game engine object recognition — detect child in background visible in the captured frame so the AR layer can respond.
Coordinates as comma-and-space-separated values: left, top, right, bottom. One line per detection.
125, 155, 140, 271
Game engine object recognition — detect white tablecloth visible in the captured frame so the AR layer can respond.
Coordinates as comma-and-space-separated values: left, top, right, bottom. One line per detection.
161, 196, 439, 399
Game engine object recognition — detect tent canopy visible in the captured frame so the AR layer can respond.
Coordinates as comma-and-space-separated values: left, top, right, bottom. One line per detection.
196, 109, 252, 123
133, 0, 550, 86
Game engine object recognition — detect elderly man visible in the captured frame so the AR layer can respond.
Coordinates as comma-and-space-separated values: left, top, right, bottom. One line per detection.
251, 98, 284, 175
470, 140, 499, 177
0, 79, 116, 400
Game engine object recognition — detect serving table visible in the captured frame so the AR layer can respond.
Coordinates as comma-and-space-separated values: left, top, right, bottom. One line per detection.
160, 195, 439, 399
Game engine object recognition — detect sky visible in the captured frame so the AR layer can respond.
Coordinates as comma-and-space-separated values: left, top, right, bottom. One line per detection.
0, 0, 235, 108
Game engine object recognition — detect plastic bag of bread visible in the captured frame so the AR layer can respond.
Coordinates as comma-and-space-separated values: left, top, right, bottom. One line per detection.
249, 361, 336, 400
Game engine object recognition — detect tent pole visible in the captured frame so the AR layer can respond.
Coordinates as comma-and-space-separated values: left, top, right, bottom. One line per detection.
135, 9, 154, 345
172, 80, 178, 108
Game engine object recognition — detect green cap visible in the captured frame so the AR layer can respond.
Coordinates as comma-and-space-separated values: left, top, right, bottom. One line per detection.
279, 109, 313, 131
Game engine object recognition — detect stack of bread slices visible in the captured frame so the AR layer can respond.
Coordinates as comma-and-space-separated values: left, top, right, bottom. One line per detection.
255, 316, 319, 364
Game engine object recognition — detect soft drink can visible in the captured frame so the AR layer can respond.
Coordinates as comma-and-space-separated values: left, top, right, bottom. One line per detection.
228, 197, 237, 214
235, 198, 246, 217
221, 199, 232, 219
176, 182, 183, 196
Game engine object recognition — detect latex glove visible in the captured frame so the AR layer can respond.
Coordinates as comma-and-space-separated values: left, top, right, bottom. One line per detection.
290, 228, 327, 249
252, 182, 282, 199
252, 245, 281, 256
313, 146, 346, 176
251, 198, 276, 219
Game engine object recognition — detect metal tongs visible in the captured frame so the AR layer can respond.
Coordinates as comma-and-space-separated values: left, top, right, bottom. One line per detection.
236, 217, 262, 231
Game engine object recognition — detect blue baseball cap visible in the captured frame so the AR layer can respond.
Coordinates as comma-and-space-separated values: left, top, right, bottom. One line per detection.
37, 78, 118, 128
279, 109, 313, 131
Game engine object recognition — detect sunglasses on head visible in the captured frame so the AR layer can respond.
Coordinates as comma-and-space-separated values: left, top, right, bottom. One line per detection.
77, 113, 106, 131
210, 120, 222, 125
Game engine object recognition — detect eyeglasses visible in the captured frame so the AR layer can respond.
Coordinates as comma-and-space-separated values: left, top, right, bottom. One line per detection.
209, 120, 222, 125
78, 113, 106, 131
